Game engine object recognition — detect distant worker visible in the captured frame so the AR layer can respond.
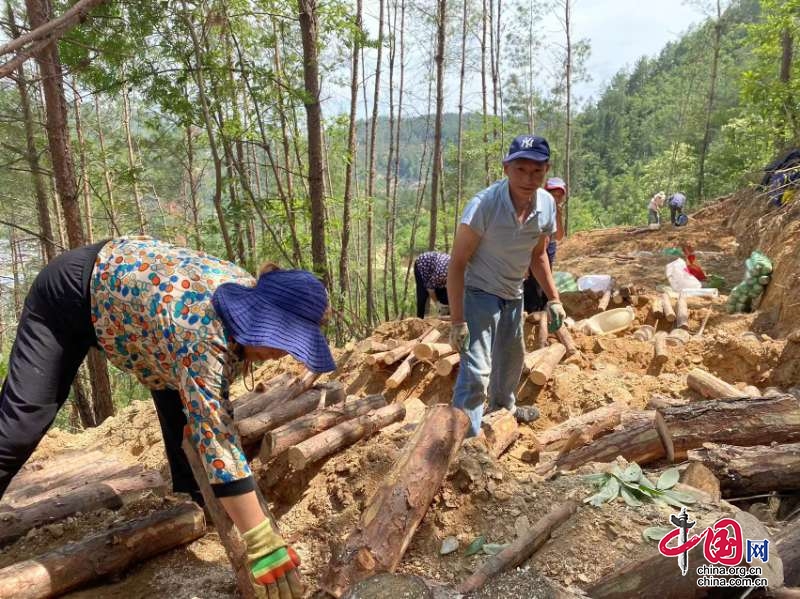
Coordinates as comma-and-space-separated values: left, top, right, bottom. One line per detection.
0, 237, 334, 598
648, 191, 666, 225
668, 192, 687, 226
523, 177, 566, 313
414, 251, 450, 318
447, 135, 566, 436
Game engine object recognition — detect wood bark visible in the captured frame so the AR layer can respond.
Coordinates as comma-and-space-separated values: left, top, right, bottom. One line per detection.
687, 442, 800, 496
650, 296, 664, 321
428, 0, 446, 249
260, 394, 387, 461
237, 382, 345, 447
676, 294, 689, 330
529, 343, 566, 386
458, 501, 579, 593
298, 0, 330, 286
120, 80, 145, 234
386, 355, 418, 389
413, 342, 453, 361
0, 470, 166, 545
598, 290, 612, 312
661, 292, 676, 322
555, 325, 577, 356
233, 371, 318, 421
697, 0, 722, 202
778, 519, 800, 587
288, 403, 406, 471
535, 403, 625, 451
0, 502, 204, 599
454, 0, 468, 236
322, 406, 469, 597
563, 0, 572, 233
436, 352, 460, 376
480, 409, 519, 458
680, 462, 721, 503
686, 368, 746, 399
537, 311, 548, 349
522, 347, 549, 375
653, 331, 668, 366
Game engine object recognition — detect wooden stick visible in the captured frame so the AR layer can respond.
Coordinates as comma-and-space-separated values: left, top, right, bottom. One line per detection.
598, 289, 612, 311
675, 293, 689, 330
0, 470, 166, 546
237, 382, 345, 446
535, 403, 626, 451
436, 352, 460, 376
555, 325, 577, 356
612, 289, 623, 305
386, 355, 419, 389
412, 342, 454, 361
233, 372, 294, 419
384, 328, 442, 365
529, 343, 566, 386
696, 309, 711, 337
322, 406, 469, 597
653, 331, 668, 366
234, 371, 318, 420
260, 394, 388, 461
661, 292, 676, 322
0, 503, 205, 599
650, 296, 664, 321
686, 368, 746, 399
457, 501, 579, 593
480, 409, 520, 458
287, 404, 406, 470
537, 311, 548, 349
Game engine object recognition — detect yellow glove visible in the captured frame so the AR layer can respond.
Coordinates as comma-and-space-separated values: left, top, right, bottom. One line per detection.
242, 520, 304, 598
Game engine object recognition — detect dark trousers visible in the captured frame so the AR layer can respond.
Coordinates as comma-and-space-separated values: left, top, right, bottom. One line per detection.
0, 242, 200, 503
0, 241, 106, 499
523, 240, 557, 313
414, 263, 448, 318
670, 205, 683, 225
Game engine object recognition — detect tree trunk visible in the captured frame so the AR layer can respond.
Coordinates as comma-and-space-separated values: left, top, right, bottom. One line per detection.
563, 0, 572, 235
260, 394, 387, 461
529, 343, 565, 385
185, 125, 202, 249
436, 352, 460, 376
429, 0, 446, 251
297, 0, 330, 287
0, 503, 204, 599
389, 0, 406, 316
93, 96, 119, 236
480, 0, 490, 184
455, 0, 468, 236
121, 79, 145, 234
71, 81, 93, 243
322, 405, 468, 597
687, 442, 800, 496
697, 0, 722, 203
288, 403, 406, 471
535, 403, 625, 451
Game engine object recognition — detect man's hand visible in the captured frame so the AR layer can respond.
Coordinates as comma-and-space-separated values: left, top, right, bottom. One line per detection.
243, 520, 304, 598
438, 303, 450, 317
449, 321, 469, 353
546, 300, 566, 333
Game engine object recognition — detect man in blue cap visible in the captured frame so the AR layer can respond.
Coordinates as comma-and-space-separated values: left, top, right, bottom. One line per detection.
447, 135, 566, 436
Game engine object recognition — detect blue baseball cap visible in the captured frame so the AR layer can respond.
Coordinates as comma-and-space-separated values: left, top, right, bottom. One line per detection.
212, 269, 336, 373
503, 135, 550, 164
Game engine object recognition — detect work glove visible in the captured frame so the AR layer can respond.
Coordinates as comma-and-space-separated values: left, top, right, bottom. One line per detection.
449, 321, 469, 353
546, 300, 566, 333
243, 519, 304, 598
438, 303, 450, 317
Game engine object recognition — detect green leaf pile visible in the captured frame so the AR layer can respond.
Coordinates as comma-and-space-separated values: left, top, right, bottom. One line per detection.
583, 465, 695, 508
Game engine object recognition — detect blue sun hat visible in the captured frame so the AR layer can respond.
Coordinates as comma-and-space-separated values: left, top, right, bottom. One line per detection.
212, 269, 336, 373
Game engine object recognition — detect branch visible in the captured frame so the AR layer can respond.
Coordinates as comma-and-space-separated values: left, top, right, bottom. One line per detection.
0, 219, 65, 251
0, 0, 109, 58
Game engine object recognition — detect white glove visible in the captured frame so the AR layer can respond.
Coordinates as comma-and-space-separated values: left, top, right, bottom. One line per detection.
438, 303, 450, 316
449, 321, 469, 353
546, 300, 566, 332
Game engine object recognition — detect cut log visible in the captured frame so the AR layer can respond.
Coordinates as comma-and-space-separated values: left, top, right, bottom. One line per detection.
778, 519, 800, 587
535, 403, 626, 452
661, 292, 676, 322
480, 409, 520, 458
322, 406, 469, 597
646, 394, 688, 410
234, 371, 318, 420
555, 325, 577, 356
233, 372, 294, 419
598, 289, 612, 312
537, 311, 548, 349
436, 353, 460, 376
686, 368, 746, 399
650, 296, 664, 321
413, 342, 454, 361
680, 462, 721, 503
386, 355, 419, 389
676, 294, 689, 330
653, 331, 668, 366
0, 470, 166, 546
384, 328, 441, 365
0, 502, 205, 599
4, 450, 108, 494
686, 442, 800, 496
288, 404, 406, 471
457, 501, 579, 594
358, 339, 391, 353
522, 347, 549, 375
260, 394, 388, 461
529, 343, 566, 386
237, 382, 345, 446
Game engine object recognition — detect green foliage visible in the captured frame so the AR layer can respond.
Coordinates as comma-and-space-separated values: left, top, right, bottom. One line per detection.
583, 464, 696, 508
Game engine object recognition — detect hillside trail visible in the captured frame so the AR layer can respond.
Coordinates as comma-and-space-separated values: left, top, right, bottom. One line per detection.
1, 190, 798, 598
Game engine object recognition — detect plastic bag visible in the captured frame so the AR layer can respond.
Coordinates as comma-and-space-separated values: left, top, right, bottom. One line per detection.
554, 271, 579, 293
577, 274, 613, 292
666, 259, 701, 292
727, 251, 773, 313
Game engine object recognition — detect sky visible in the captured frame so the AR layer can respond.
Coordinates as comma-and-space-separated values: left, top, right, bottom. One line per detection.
324, 0, 709, 118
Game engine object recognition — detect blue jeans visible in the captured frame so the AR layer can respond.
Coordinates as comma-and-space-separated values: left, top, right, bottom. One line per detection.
452, 287, 525, 436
